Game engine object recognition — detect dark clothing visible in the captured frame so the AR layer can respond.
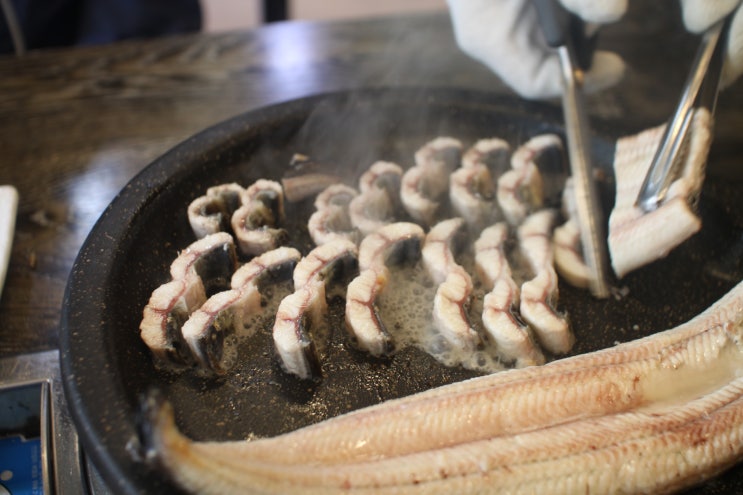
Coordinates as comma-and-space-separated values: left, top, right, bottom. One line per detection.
0, 0, 202, 53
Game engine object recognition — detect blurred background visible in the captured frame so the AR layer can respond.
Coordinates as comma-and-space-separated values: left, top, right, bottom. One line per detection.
0, 0, 448, 55
203, 0, 445, 31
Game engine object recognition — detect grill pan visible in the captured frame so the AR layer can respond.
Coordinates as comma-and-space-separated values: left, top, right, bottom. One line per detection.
59, 88, 743, 494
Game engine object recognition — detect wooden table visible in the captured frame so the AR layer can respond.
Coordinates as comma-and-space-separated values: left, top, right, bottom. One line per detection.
0, 4, 740, 358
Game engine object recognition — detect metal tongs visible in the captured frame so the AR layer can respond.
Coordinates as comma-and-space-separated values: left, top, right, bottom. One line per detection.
635, 19, 730, 212
534, 0, 610, 298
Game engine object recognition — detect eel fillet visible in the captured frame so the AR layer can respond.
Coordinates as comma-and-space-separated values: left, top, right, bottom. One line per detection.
473, 222, 512, 291
358, 222, 425, 272
181, 247, 301, 373
344, 268, 392, 356
608, 109, 711, 278
475, 223, 545, 367
461, 137, 511, 175
231, 180, 287, 256
142, 280, 743, 495
482, 279, 545, 367
518, 210, 574, 355
291, 239, 358, 290
345, 222, 425, 355
449, 164, 496, 232
272, 285, 326, 379
421, 217, 468, 286
452, 136, 510, 231
273, 240, 359, 379
422, 218, 479, 351
308, 184, 361, 246
187, 183, 245, 239
400, 137, 462, 226
140, 232, 237, 365
358, 160, 403, 198
496, 134, 556, 226
349, 161, 403, 236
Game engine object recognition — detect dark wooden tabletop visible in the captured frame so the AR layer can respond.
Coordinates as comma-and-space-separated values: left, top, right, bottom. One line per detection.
0, 4, 740, 357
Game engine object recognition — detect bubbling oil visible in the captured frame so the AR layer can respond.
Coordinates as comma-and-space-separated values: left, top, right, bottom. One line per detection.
376, 255, 507, 374
219, 245, 510, 377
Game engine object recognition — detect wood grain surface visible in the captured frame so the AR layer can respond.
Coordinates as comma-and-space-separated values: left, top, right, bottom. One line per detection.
0, 4, 740, 358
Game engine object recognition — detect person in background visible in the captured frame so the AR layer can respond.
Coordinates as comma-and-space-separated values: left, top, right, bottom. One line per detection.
0, 0, 201, 54
447, 0, 743, 100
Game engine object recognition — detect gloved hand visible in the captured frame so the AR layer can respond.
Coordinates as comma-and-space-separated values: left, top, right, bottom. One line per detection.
447, 0, 628, 100
680, 0, 743, 88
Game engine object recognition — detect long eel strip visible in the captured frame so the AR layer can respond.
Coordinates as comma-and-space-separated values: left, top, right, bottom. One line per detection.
143, 280, 743, 495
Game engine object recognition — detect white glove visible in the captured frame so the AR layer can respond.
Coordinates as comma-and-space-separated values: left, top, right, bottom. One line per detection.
680, 0, 743, 88
447, 0, 628, 100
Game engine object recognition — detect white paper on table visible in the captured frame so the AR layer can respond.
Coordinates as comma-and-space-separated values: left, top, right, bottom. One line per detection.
0, 185, 18, 299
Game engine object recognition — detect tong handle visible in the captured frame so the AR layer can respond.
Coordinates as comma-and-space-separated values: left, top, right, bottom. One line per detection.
533, 0, 610, 298
533, 0, 596, 70
533, 0, 570, 46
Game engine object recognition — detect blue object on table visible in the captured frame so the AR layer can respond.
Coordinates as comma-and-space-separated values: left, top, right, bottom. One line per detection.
0, 435, 43, 495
